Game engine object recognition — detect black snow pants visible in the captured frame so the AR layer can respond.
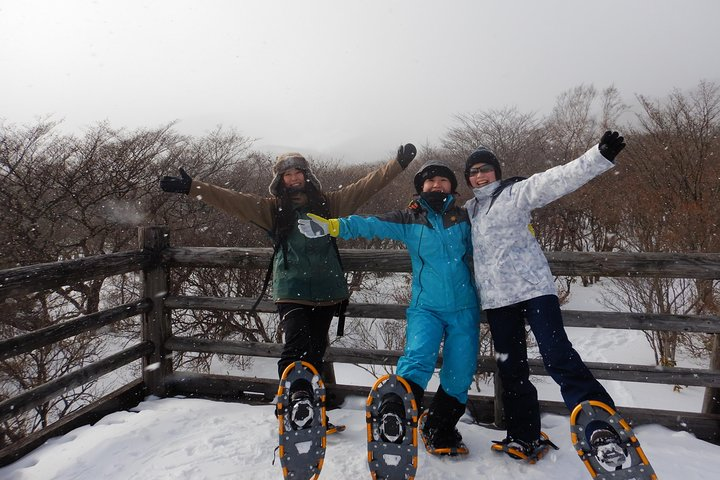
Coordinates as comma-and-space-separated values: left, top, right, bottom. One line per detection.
486, 294, 615, 442
276, 303, 336, 379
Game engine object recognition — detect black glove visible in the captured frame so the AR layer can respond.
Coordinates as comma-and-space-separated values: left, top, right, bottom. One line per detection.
598, 130, 626, 162
396, 143, 417, 169
160, 168, 192, 194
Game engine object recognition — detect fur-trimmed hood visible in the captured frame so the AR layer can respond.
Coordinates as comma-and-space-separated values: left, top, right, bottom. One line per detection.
268, 153, 322, 196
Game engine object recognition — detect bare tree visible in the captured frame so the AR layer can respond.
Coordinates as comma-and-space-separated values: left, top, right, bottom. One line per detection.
0, 120, 260, 441
535, 84, 629, 288
442, 106, 544, 177
601, 277, 700, 367
609, 80, 720, 365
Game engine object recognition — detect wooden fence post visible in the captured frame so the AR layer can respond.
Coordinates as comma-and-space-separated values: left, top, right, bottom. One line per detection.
139, 226, 172, 397
702, 333, 720, 414
493, 365, 505, 429
322, 331, 337, 386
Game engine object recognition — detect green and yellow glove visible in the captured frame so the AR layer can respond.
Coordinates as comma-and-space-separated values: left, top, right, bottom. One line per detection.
297, 213, 340, 238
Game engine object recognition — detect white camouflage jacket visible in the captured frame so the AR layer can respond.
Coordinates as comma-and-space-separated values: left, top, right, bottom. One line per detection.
464, 145, 614, 310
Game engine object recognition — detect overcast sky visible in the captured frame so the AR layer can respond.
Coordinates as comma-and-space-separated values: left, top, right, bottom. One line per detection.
2, 0, 719, 164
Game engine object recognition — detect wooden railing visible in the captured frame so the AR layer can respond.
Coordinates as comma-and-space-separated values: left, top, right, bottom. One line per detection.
1, 226, 720, 467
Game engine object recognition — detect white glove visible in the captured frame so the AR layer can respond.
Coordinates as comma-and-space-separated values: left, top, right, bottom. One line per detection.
297, 213, 339, 238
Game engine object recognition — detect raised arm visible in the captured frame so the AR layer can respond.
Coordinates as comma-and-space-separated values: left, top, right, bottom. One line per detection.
326, 144, 416, 218
509, 131, 625, 211
160, 168, 275, 231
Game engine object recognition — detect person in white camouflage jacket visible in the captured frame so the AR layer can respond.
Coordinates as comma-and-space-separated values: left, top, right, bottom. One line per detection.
464, 131, 629, 461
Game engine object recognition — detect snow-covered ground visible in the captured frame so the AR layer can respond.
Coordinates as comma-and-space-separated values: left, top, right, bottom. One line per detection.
1, 281, 718, 479
2, 396, 718, 480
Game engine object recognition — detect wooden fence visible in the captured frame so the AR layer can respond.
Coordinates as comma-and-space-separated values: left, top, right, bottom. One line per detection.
1, 226, 719, 467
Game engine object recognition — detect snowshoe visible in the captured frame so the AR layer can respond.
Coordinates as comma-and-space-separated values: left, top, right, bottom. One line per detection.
326, 418, 346, 435
418, 410, 469, 456
491, 432, 558, 464
366, 374, 419, 479
570, 400, 657, 479
276, 361, 327, 480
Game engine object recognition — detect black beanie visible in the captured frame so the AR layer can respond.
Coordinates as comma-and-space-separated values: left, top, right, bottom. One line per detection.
413, 160, 458, 194
465, 146, 502, 185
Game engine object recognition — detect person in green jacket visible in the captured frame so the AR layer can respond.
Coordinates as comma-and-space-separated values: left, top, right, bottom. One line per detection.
160, 144, 417, 430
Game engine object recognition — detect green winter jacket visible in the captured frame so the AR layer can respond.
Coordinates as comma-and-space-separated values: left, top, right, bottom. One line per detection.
272, 206, 348, 303
189, 156, 406, 305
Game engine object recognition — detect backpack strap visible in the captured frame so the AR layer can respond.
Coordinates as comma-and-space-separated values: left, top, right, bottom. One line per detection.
329, 236, 349, 337
248, 240, 281, 314
335, 298, 349, 336
249, 213, 287, 314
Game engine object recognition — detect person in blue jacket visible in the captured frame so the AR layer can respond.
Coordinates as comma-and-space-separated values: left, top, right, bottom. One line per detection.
298, 160, 480, 455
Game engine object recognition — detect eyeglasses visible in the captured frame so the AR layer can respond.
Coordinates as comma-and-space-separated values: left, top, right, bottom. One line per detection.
468, 165, 495, 176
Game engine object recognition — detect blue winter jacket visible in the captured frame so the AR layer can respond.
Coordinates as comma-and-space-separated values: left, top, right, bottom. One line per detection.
338, 195, 478, 312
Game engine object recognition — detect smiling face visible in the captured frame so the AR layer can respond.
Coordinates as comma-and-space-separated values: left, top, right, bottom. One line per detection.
282, 168, 306, 189
467, 163, 497, 188
422, 175, 453, 194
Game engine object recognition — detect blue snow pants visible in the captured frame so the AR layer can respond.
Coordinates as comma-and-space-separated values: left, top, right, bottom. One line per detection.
486, 294, 614, 442
396, 305, 480, 404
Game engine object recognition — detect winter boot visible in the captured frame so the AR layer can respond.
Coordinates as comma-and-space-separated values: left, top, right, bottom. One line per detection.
377, 393, 406, 443
287, 380, 314, 430
589, 426, 628, 470
406, 379, 425, 413
491, 432, 559, 464
420, 386, 468, 456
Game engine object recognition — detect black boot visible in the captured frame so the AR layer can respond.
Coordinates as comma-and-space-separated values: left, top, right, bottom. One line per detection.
421, 386, 468, 455
377, 393, 406, 443
286, 379, 314, 430
375, 378, 424, 444
588, 425, 627, 469
406, 379, 425, 413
